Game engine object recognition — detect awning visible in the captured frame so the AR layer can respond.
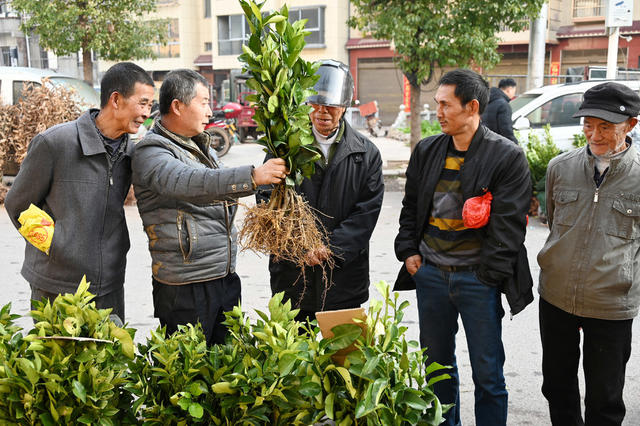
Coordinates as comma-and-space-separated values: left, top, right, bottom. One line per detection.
556, 20, 640, 38
194, 54, 212, 66
346, 38, 391, 50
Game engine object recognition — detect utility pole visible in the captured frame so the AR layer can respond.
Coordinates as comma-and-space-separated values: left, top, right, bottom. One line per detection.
526, 2, 548, 91
605, 0, 633, 79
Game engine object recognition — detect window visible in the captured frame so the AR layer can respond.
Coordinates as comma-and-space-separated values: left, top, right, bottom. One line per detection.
151, 19, 180, 58
218, 15, 251, 56
573, 0, 604, 19
526, 93, 583, 128
204, 0, 211, 18
13, 81, 41, 105
288, 6, 324, 46
39, 46, 49, 69
204, 42, 212, 51
1, 46, 11, 66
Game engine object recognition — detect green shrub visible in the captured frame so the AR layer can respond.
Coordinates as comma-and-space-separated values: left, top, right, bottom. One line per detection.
399, 120, 442, 138
1, 280, 448, 425
524, 125, 563, 215
572, 132, 587, 148
127, 324, 215, 424
0, 277, 136, 425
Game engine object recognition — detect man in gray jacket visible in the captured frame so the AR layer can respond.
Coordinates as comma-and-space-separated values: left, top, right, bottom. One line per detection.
538, 82, 640, 426
132, 69, 286, 345
5, 62, 155, 322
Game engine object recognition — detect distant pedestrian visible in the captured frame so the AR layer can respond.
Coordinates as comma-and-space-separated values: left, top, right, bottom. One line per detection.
132, 69, 286, 345
394, 69, 533, 426
5, 62, 155, 323
538, 81, 640, 426
482, 78, 518, 143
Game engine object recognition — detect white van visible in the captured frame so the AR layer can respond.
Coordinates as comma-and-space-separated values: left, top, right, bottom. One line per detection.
0, 66, 99, 108
510, 79, 640, 151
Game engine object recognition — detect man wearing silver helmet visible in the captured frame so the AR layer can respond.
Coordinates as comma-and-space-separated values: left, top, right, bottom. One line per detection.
538, 81, 640, 425
258, 59, 384, 321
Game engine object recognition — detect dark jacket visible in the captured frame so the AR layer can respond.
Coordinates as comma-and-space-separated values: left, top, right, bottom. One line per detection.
132, 123, 254, 285
258, 120, 384, 312
394, 125, 533, 315
5, 110, 133, 296
482, 87, 518, 143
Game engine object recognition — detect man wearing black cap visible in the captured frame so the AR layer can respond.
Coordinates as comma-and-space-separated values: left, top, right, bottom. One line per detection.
537, 82, 640, 426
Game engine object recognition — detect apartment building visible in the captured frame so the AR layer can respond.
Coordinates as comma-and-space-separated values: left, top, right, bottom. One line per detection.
488, 0, 640, 84
99, 0, 348, 106
347, 0, 640, 123
96, 0, 640, 124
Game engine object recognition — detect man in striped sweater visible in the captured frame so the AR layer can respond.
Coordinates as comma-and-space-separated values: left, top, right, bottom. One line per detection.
394, 69, 532, 426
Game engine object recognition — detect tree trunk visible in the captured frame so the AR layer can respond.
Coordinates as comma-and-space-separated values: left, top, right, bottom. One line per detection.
410, 82, 422, 151
82, 48, 93, 86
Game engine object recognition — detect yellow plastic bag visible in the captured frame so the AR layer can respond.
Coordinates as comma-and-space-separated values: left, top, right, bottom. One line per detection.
18, 204, 55, 255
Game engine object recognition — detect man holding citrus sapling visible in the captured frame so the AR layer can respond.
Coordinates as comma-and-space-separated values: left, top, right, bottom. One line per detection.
132, 69, 286, 345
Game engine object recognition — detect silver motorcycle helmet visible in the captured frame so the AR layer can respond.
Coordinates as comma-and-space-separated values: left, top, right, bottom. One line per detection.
306, 59, 354, 108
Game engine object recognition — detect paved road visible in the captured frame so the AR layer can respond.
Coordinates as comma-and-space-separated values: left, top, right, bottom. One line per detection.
1, 137, 638, 425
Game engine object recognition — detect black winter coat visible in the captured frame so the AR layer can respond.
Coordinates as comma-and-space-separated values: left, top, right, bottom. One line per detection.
258, 120, 384, 312
481, 87, 518, 143
394, 126, 534, 315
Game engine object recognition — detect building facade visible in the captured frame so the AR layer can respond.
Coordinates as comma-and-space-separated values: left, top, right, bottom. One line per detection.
96, 0, 640, 124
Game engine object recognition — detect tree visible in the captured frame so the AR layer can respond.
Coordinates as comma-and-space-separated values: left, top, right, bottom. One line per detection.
11, 0, 168, 85
349, 0, 544, 150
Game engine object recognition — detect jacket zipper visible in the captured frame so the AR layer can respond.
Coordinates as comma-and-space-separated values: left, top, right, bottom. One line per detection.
572, 174, 606, 312
224, 202, 232, 275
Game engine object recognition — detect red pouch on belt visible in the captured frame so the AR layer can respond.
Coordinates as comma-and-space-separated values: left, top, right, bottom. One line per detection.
462, 191, 492, 228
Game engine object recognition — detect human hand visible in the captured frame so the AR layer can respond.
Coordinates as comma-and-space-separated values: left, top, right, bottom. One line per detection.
305, 245, 331, 266
253, 158, 288, 185
405, 254, 422, 275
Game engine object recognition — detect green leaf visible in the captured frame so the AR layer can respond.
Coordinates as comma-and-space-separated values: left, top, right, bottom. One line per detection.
265, 15, 287, 25
268, 95, 279, 113
427, 373, 452, 386
298, 381, 322, 397
361, 354, 380, 377
72, 379, 87, 403
400, 391, 429, 410
326, 323, 362, 350
189, 402, 204, 419
426, 361, 449, 376
278, 353, 297, 375
325, 392, 336, 419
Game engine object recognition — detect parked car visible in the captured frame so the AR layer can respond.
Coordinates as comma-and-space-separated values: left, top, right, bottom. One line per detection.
0, 66, 100, 108
511, 79, 640, 151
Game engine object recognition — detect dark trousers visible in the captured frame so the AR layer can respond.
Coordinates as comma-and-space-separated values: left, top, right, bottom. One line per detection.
539, 298, 633, 426
31, 284, 125, 325
152, 273, 241, 345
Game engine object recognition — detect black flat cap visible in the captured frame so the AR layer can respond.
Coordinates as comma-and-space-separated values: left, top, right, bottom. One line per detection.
573, 82, 640, 123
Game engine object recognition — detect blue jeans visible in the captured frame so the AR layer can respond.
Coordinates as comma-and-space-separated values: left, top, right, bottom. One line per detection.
413, 263, 507, 426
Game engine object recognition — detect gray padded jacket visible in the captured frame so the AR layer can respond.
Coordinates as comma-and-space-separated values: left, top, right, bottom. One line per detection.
132, 123, 254, 285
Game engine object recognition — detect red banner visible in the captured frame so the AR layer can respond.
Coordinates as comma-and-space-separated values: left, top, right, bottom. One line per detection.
549, 62, 560, 85
403, 75, 411, 112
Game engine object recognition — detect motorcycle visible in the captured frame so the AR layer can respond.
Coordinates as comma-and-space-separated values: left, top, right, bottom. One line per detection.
204, 102, 242, 157
357, 100, 387, 138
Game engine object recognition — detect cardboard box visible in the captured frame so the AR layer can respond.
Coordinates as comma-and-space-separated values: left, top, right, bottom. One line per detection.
315, 307, 367, 365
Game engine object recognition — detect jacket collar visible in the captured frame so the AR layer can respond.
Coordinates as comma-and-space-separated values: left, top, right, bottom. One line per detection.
77, 109, 132, 157
460, 124, 486, 160
584, 138, 636, 177
151, 121, 217, 168
328, 119, 366, 167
